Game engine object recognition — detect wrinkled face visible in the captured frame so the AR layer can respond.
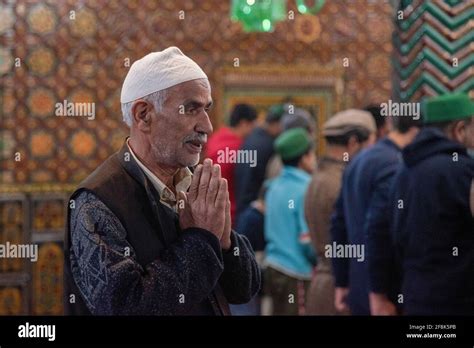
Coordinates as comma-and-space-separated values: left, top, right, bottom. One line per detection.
150, 79, 213, 168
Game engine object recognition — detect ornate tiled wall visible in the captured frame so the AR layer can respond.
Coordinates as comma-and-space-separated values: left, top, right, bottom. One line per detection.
392, 0, 473, 101
0, 0, 393, 314
1, 0, 393, 186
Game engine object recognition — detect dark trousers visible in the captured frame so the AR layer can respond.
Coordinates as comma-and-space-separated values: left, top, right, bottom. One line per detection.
264, 267, 310, 315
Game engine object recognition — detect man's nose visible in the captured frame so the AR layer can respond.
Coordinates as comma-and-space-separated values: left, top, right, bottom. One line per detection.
196, 112, 213, 135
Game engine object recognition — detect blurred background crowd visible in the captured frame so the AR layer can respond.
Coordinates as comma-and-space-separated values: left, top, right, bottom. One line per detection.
207, 95, 473, 316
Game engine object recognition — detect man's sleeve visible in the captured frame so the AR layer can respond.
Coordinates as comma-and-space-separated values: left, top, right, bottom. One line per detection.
365, 162, 399, 295
330, 189, 349, 288
69, 191, 226, 315
218, 231, 261, 304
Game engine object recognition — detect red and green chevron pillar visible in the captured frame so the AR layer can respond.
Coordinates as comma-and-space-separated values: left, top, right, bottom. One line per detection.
392, 0, 473, 102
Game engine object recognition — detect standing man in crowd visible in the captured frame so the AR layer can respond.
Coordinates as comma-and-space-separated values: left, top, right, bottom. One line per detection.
366, 114, 421, 315
304, 109, 376, 315
65, 47, 260, 315
264, 128, 316, 315
206, 103, 257, 224
235, 105, 284, 217
330, 102, 419, 315
390, 93, 474, 315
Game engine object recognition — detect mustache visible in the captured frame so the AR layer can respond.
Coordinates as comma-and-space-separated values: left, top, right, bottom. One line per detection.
183, 133, 207, 144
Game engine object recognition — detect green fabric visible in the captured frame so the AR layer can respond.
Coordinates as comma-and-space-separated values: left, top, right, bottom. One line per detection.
274, 127, 311, 161
423, 93, 474, 124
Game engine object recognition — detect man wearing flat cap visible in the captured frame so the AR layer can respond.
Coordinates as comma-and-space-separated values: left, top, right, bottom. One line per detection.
304, 109, 376, 315
64, 47, 260, 315
264, 127, 317, 315
389, 93, 474, 315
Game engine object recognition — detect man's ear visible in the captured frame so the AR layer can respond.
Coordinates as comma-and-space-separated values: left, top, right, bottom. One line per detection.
131, 100, 153, 130
451, 120, 466, 143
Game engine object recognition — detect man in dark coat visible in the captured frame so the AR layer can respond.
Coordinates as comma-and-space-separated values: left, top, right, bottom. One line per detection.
234, 105, 284, 217
365, 112, 421, 315
64, 47, 261, 315
389, 93, 474, 315
330, 107, 419, 315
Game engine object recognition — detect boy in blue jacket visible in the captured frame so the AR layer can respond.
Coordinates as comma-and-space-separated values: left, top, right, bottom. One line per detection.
264, 128, 317, 315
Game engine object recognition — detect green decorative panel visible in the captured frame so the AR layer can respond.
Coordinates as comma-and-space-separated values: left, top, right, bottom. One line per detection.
392, 0, 473, 102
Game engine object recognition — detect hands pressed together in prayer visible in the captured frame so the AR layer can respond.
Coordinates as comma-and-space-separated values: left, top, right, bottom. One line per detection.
178, 159, 232, 251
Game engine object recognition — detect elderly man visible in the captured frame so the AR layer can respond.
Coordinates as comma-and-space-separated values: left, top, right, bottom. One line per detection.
64, 47, 261, 315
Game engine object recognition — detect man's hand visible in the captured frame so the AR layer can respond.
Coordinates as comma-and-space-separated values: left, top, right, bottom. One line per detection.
178, 159, 227, 242
369, 292, 397, 316
334, 287, 349, 313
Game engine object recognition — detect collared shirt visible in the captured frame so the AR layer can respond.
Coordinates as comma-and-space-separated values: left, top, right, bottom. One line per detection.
264, 165, 316, 280
126, 140, 192, 211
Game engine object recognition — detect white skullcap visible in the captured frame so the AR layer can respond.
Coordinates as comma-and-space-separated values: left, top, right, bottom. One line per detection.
120, 46, 208, 104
